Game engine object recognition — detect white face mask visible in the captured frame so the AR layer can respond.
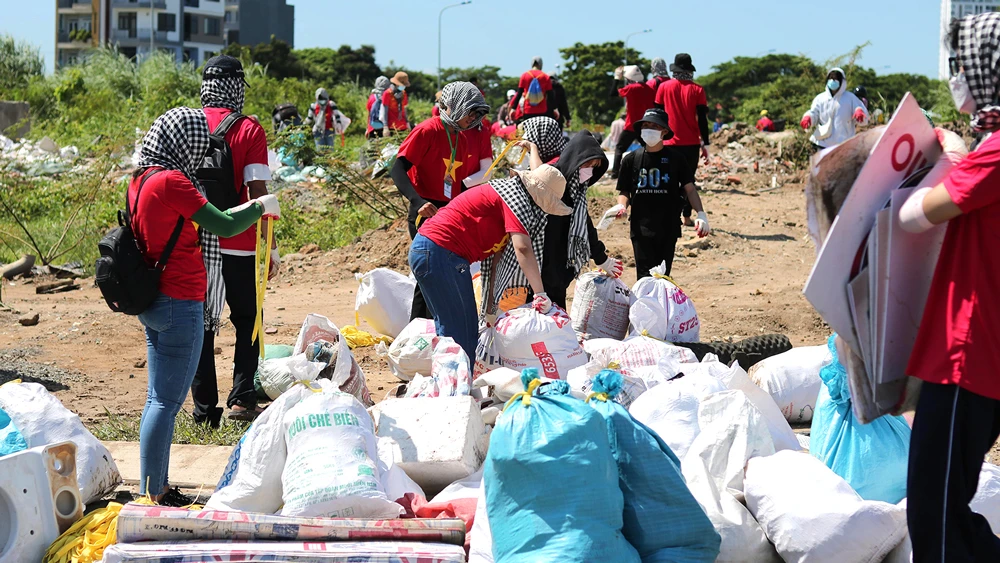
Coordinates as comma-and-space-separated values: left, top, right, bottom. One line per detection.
950, 72, 977, 114
578, 167, 594, 184
640, 129, 663, 145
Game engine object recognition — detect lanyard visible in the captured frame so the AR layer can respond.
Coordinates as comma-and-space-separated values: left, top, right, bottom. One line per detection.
441, 116, 457, 172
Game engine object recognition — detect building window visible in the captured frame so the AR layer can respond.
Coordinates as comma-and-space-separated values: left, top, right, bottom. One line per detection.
118, 12, 137, 37
184, 0, 199, 7
184, 14, 197, 40
227, 29, 239, 44
157, 13, 176, 32
204, 17, 221, 36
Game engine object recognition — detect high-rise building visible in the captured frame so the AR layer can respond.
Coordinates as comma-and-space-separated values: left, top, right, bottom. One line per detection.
55, 0, 227, 68
222, 0, 294, 48
939, 0, 1000, 78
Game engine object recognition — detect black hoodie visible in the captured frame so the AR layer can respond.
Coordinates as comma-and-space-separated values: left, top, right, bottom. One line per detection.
544, 130, 609, 289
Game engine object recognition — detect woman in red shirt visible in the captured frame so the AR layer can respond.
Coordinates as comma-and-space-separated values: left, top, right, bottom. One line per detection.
129, 107, 280, 505
410, 164, 569, 363
366, 76, 390, 139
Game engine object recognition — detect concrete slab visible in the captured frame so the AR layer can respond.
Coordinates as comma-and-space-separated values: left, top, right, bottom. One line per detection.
104, 441, 233, 490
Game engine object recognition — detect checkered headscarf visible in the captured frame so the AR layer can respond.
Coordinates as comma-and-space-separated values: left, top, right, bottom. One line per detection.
438, 81, 490, 131
479, 177, 548, 316
519, 117, 567, 162
200, 68, 245, 113
137, 107, 225, 332
957, 12, 1000, 131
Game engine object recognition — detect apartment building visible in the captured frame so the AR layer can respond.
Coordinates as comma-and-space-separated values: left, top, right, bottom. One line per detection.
55, 0, 226, 68
223, 0, 294, 48
939, 0, 1000, 78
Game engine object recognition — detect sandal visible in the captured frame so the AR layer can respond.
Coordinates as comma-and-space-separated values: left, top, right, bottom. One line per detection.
226, 404, 264, 422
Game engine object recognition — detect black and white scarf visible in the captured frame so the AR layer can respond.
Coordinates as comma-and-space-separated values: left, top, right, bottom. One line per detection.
200, 69, 245, 113
672, 70, 694, 81
137, 107, 224, 333
958, 12, 1000, 132
564, 174, 591, 275
438, 81, 490, 131
519, 116, 567, 162
479, 177, 547, 315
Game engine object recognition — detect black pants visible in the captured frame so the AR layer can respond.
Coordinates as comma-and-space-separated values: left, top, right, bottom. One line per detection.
631, 228, 678, 280
408, 198, 449, 321
907, 382, 1000, 562
191, 254, 260, 426
612, 129, 639, 178
675, 144, 702, 218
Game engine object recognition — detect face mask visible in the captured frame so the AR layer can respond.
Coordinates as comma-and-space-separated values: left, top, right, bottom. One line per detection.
827, 79, 841, 92
318, 99, 328, 106
640, 129, 663, 145
397, 85, 406, 92
950, 72, 977, 114
578, 167, 594, 184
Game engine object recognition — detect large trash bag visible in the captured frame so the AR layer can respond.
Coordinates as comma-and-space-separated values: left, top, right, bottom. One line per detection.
587, 370, 721, 563
484, 369, 640, 563
0, 405, 27, 457
809, 334, 911, 503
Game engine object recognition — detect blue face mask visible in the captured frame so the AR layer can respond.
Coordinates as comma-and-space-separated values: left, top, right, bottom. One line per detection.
397, 85, 406, 92
827, 79, 841, 92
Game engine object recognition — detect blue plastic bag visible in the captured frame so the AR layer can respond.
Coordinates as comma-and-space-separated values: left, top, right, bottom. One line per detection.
0, 405, 28, 457
809, 334, 911, 503
484, 369, 640, 563
588, 370, 721, 563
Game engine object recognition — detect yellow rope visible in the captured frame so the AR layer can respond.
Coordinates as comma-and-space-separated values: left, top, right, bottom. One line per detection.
251, 218, 275, 358
43, 502, 122, 563
586, 392, 609, 403
341, 325, 392, 349
502, 378, 543, 412
651, 272, 679, 285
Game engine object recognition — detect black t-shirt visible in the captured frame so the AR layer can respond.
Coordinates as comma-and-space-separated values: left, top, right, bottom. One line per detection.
616, 146, 694, 238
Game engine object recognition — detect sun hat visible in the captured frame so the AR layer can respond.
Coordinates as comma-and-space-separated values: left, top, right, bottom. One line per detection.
391, 71, 410, 87
515, 164, 571, 216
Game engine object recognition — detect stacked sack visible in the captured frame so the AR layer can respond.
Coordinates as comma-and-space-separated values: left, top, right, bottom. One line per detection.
492, 306, 587, 379
355, 268, 415, 338
481, 369, 720, 562
570, 271, 632, 340
294, 314, 373, 407
629, 262, 699, 343
376, 318, 436, 382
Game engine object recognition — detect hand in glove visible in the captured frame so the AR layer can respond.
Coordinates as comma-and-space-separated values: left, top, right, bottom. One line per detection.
483, 312, 498, 328
254, 194, 281, 219
614, 66, 624, 80
935, 127, 969, 165
532, 292, 552, 314
800, 116, 812, 130
615, 205, 628, 218
598, 257, 624, 278
853, 108, 866, 123
695, 211, 711, 238
268, 248, 280, 281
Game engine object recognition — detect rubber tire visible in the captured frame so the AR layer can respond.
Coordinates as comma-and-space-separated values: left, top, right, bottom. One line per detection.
675, 334, 792, 369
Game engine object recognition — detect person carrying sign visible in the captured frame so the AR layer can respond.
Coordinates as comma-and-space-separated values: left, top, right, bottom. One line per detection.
391, 82, 490, 319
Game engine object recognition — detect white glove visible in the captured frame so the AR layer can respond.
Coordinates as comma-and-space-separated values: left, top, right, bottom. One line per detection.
532, 292, 552, 314
898, 187, 935, 233
483, 312, 498, 327
695, 211, 710, 237
268, 248, 280, 280
598, 257, 624, 278
614, 66, 624, 80
254, 194, 281, 218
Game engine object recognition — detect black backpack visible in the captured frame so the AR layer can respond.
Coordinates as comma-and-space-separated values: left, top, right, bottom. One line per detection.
95, 170, 185, 316
197, 111, 244, 211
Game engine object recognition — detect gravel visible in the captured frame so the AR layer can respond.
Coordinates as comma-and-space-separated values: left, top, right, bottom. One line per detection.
0, 347, 82, 390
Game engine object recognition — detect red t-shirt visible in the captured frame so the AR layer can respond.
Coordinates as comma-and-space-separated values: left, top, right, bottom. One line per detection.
203, 107, 269, 254
381, 89, 409, 131
646, 76, 670, 91
418, 184, 527, 263
756, 117, 774, 132
656, 79, 707, 147
398, 117, 472, 202
907, 133, 1000, 400
515, 70, 552, 116
128, 168, 209, 302
619, 82, 656, 130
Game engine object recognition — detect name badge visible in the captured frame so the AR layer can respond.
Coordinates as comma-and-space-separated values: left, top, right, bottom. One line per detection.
444, 176, 453, 200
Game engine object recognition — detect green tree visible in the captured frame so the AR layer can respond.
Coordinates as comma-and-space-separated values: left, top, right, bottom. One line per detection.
0, 34, 44, 93
222, 37, 304, 79
382, 64, 436, 101
558, 41, 649, 125
439, 65, 518, 115
295, 45, 382, 87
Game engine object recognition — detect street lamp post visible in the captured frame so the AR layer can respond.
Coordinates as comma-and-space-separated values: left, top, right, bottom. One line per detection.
438, 1, 472, 92
624, 29, 652, 66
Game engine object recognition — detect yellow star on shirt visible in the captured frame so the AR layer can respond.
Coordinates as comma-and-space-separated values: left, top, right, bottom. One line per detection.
443, 157, 463, 181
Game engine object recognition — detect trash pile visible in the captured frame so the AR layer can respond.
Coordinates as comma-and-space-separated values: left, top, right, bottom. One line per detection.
2, 250, 1000, 561
0, 134, 82, 176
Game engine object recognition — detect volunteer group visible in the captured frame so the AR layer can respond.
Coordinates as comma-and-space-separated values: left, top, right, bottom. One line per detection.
112, 10, 1000, 558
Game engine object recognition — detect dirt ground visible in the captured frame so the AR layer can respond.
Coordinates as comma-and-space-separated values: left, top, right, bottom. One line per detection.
2, 167, 996, 463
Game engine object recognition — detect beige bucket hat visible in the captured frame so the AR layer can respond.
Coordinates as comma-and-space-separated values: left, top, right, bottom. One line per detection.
514, 164, 571, 216
391, 71, 410, 87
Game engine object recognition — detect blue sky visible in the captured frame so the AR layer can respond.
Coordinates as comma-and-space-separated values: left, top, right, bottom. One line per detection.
3, 0, 944, 78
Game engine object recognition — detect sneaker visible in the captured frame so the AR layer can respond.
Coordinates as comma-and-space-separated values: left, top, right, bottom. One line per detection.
159, 487, 194, 508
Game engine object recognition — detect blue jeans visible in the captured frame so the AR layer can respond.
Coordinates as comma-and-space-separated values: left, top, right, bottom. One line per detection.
314, 130, 334, 147
409, 234, 478, 363
137, 294, 204, 494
